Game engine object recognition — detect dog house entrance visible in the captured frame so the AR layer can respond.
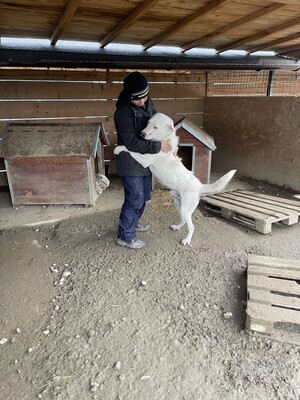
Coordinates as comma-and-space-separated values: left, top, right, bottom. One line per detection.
178, 144, 195, 173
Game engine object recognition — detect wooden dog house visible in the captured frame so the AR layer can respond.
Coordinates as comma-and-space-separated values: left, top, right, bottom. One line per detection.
2, 123, 107, 207
175, 117, 216, 184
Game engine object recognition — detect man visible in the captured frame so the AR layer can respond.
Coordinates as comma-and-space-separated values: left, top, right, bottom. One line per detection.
114, 71, 171, 249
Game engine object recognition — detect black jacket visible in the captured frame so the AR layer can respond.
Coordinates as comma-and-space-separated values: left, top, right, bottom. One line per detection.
114, 90, 161, 176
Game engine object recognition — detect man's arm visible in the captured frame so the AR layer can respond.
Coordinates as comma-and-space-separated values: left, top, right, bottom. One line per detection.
115, 108, 161, 154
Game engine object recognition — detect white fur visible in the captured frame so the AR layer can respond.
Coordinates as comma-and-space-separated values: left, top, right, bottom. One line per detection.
114, 113, 236, 245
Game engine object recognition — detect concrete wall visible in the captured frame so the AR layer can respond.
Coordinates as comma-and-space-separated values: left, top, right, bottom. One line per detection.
204, 97, 300, 191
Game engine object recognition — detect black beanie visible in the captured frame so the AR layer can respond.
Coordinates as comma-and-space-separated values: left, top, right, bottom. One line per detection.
123, 72, 149, 100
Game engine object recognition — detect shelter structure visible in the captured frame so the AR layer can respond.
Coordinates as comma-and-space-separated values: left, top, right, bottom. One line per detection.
2, 123, 106, 207
175, 117, 216, 184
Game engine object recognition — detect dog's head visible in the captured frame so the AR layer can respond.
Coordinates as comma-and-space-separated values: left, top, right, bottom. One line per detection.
141, 113, 175, 141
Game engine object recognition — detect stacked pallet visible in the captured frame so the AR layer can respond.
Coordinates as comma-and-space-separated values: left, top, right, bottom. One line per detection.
246, 255, 300, 338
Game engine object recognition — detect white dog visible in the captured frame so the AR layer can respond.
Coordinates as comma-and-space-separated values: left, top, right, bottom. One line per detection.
114, 113, 236, 245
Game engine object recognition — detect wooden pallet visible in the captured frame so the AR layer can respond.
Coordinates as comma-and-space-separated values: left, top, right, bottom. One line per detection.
201, 190, 300, 234
246, 255, 300, 340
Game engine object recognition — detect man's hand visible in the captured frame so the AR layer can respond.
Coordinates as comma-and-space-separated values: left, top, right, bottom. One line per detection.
161, 139, 172, 153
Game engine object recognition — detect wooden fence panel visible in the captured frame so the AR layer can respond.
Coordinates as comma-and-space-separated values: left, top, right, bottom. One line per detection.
0, 69, 207, 83
0, 81, 206, 100
0, 99, 204, 121
0, 68, 206, 168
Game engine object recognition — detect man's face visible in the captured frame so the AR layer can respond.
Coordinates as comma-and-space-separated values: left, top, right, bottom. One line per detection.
131, 96, 148, 107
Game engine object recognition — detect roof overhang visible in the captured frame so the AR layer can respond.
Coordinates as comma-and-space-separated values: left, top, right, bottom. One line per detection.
1, 43, 300, 71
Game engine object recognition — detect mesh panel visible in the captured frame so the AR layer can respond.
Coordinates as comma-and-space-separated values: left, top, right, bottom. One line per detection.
271, 71, 300, 96
207, 70, 300, 97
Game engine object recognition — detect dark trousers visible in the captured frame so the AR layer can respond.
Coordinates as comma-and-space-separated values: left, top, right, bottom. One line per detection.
118, 175, 152, 241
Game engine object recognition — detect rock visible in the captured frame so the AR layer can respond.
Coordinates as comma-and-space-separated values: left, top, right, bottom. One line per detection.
223, 312, 233, 319
0, 338, 8, 345
118, 374, 125, 381
140, 375, 151, 380
62, 270, 71, 278
114, 361, 121, 370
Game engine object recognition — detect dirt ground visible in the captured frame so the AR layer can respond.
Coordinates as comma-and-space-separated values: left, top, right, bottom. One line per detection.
0, 173, 300, 400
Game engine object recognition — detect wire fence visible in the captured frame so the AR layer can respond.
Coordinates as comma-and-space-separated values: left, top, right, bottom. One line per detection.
207, 70, 300, 97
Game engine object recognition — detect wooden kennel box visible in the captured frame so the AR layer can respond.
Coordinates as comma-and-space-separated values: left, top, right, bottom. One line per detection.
175, 117, 216, 184
2, 123, 106, 207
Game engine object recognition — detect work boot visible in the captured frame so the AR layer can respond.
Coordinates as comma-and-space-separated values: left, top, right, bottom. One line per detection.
116, 237, 145, 249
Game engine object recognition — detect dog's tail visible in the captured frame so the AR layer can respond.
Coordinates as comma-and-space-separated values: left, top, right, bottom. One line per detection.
201, 170, 236, 195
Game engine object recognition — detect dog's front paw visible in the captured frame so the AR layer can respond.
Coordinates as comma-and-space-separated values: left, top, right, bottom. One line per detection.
113, 146, 121, 155
114, 145, 127, 155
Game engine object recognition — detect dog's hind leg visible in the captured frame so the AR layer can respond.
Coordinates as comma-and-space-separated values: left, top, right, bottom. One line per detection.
170, 191, 186, 231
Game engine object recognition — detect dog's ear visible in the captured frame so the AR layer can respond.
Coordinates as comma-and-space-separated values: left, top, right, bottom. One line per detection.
166, 122, 174, 133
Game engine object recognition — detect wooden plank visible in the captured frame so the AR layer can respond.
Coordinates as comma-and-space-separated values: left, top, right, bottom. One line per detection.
248, 254, 300, 270
183, 2, 285, 52
248, 265, 300, 280
248, 289, 300, 310
239, 191, 300, 210
86, 158, 96, 206
247, 275, 300, 296
217, 15, 300, 53
0, 99, 204, 120
0, 82, 206, 100
203, 201, 272, 233
247, 302, 300, 325
144, 0, 230, 50
100, 0, 160, 48
0, 69, 207, 83
0, 100, 116, 120
228, 191, 300, 213
50, 0, 82, 45
217, 191, 298, 210
6, 157, 94, 206
202, 197, 276, 221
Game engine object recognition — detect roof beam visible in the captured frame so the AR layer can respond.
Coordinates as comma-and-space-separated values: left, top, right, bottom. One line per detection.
278, 43, 300, 55
182, 3, 285, 52
100, 0, 160, 48
247, 32, 300, 53
217, 15, 300, 53
143, 0, 230, 50
50, 0, 82, 45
